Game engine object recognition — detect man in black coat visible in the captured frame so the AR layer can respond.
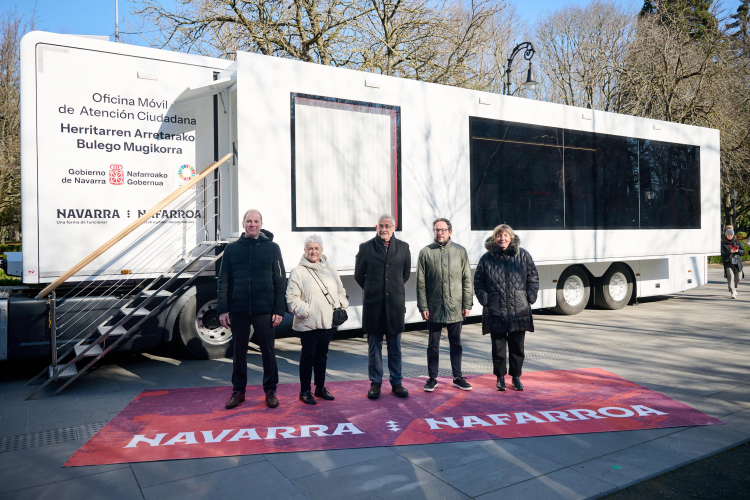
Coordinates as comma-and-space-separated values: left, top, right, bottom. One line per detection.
218, 209, 286, 409
354, 214, 411, 399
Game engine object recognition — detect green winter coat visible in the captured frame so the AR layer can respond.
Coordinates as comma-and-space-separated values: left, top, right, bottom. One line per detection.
416, 240, 473, 324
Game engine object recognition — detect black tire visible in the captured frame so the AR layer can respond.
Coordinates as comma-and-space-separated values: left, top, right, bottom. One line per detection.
596, 263, 634, 310
175, 292, 234, 359
552, 266, 591, 315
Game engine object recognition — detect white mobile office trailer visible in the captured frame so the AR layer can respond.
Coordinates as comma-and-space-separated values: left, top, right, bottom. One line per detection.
6, 31, 718, 362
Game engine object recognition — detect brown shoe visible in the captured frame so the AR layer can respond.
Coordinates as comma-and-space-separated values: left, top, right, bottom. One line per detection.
266, 390, 279, 408
225, 390, 245, 409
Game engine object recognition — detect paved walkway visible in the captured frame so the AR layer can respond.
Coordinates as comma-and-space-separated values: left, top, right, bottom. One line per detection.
1, 268, 749, 499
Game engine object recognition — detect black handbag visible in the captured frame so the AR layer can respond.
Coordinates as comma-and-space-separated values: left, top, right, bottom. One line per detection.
306, 267, 348, 327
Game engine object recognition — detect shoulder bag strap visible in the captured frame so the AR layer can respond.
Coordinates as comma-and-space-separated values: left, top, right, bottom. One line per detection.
306, 267, 336, 310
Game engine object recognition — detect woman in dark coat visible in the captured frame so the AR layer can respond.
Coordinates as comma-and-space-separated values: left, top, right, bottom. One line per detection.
474, 224, 539, 391
720, 227, 745, 299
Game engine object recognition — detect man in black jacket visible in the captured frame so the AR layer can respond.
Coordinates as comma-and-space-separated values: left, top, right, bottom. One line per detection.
355, 214, 411, 399
218, 209, 286, 409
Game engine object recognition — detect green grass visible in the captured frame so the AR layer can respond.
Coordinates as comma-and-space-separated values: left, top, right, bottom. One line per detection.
0, 269, 21, 286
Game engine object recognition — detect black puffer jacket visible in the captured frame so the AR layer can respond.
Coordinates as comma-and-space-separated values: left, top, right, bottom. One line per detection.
474, 235, 539, 334
720, 237, 745, 273
217, 229, 286, 317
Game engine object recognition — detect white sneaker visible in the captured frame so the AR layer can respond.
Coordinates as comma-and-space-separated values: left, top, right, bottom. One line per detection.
731, 291, 737, 299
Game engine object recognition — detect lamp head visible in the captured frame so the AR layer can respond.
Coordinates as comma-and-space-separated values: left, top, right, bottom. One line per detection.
522, 63, 539, 91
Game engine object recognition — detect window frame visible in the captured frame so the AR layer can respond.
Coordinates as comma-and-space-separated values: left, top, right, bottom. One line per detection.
290, 92, 402, 232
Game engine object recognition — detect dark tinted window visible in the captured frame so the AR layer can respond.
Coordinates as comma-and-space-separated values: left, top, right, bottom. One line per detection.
469, 117, 700, 231
470, 119, 564, 230
639, 140, 700, 228
564, 131, 639, 229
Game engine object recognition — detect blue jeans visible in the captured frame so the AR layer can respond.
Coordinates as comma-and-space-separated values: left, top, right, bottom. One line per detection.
368, 331, 402, 386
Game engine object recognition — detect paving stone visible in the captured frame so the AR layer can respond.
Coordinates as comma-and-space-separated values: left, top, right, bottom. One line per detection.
433, 445, 564, 497
291, 454, 468, 500
509, 427, 685, 467
132, 454, 266, 488
392, 439, 528, 474
475, 467, 616, 500
265, 446, 396, 479
571, 438, 698, 487
0, 441, 131, 494
0, 467, 142, 500
142, 460, 305, 500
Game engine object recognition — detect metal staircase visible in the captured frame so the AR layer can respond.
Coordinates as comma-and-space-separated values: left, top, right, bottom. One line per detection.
25, 154, 232, 399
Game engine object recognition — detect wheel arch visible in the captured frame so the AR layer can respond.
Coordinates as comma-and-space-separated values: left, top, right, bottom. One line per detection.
159, 279, 218, 343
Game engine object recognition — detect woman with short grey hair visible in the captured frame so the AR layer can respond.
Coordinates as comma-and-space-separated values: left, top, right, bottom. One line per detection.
286, 235, 348, 404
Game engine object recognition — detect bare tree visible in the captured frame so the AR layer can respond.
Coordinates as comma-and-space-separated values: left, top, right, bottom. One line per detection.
132, 0, 369, 65
0, 8, 37, 243
532, 0, 635, 111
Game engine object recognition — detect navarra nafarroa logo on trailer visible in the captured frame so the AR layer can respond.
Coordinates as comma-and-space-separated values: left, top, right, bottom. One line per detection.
109, 164, 124, 185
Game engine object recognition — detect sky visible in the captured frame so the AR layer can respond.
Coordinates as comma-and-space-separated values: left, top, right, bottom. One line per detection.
2, 0, 745, 45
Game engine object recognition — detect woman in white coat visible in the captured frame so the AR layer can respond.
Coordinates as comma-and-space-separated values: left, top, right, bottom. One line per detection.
286, 235, 349, 404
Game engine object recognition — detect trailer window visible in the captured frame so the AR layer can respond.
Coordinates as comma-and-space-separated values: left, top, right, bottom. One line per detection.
291, 94, 401, 231
638, 140, 700, 229
564, 131, 639, 229
470, 119, 564, 230
469, 117, 701, 231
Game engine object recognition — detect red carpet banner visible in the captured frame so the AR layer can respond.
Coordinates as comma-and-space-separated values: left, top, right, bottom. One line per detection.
65, 368, 722, 466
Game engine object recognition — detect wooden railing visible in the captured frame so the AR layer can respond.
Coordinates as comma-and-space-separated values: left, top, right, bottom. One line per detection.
36, 153, 233, 299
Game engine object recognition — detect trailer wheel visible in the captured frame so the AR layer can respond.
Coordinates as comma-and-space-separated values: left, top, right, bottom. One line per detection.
552, 266, 590, 315
596, 263, 633, 310
175, 293, 234, 359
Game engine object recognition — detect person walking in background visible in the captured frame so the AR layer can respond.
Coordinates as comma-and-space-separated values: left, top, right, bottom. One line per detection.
355, 214, 411, 399
417, 218, 473, 392
721, 227, 745, 299
218, 209, 286, 409
474, 224, 539, 392
286, 235, 348, 404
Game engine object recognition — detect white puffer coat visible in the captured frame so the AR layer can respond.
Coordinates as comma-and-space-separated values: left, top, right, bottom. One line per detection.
285, 255, 349, 332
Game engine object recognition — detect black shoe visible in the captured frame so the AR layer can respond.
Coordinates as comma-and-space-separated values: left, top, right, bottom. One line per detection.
512, 377, 524, 391
225, 390, 245, 409
266, 390, 279, 408
368, 382, 381, 399
314, 387, 335, 400
299, 391, 317, 405
392, 384, 409, 397
453, 377, 472, 391
424, 378, 438, 392
496, 378, 506, 391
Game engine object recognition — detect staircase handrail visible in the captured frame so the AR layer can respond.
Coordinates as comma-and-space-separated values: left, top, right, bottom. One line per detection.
35, 153, 232, 299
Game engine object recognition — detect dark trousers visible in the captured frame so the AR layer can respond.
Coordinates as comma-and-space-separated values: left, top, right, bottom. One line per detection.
490, 331, 525, 378
231, 313, 279, 393
368, 305, 402, 386
299, 328, 334, 393
427, 321, 463, 379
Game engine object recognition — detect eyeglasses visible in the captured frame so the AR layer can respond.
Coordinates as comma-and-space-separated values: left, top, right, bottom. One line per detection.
378, 224, 394, 230
434, 228, 451, 233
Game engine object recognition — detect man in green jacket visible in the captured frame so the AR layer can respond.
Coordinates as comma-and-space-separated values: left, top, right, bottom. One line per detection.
417, 218, 474, 392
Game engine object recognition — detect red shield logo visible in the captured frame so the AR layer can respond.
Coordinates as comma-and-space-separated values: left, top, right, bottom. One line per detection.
109, 164, 124, 185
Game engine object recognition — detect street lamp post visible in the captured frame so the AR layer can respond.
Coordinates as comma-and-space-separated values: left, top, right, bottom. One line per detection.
504, 42, 539, 96
731, 189, 738, 230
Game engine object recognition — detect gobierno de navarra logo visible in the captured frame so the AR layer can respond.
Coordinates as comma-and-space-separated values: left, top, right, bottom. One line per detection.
109, 164, 124, 185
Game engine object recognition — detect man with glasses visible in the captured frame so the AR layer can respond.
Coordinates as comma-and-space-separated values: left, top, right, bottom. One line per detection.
355, 214, 412, 399
417, 218, 474, 392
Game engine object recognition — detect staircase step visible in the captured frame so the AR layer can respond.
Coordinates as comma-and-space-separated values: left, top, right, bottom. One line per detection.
74, 344, 103, 357
49, 364, 77, 380
98, 325, 127, 337
140, 289, 172, 298
120, 307, 149, 316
